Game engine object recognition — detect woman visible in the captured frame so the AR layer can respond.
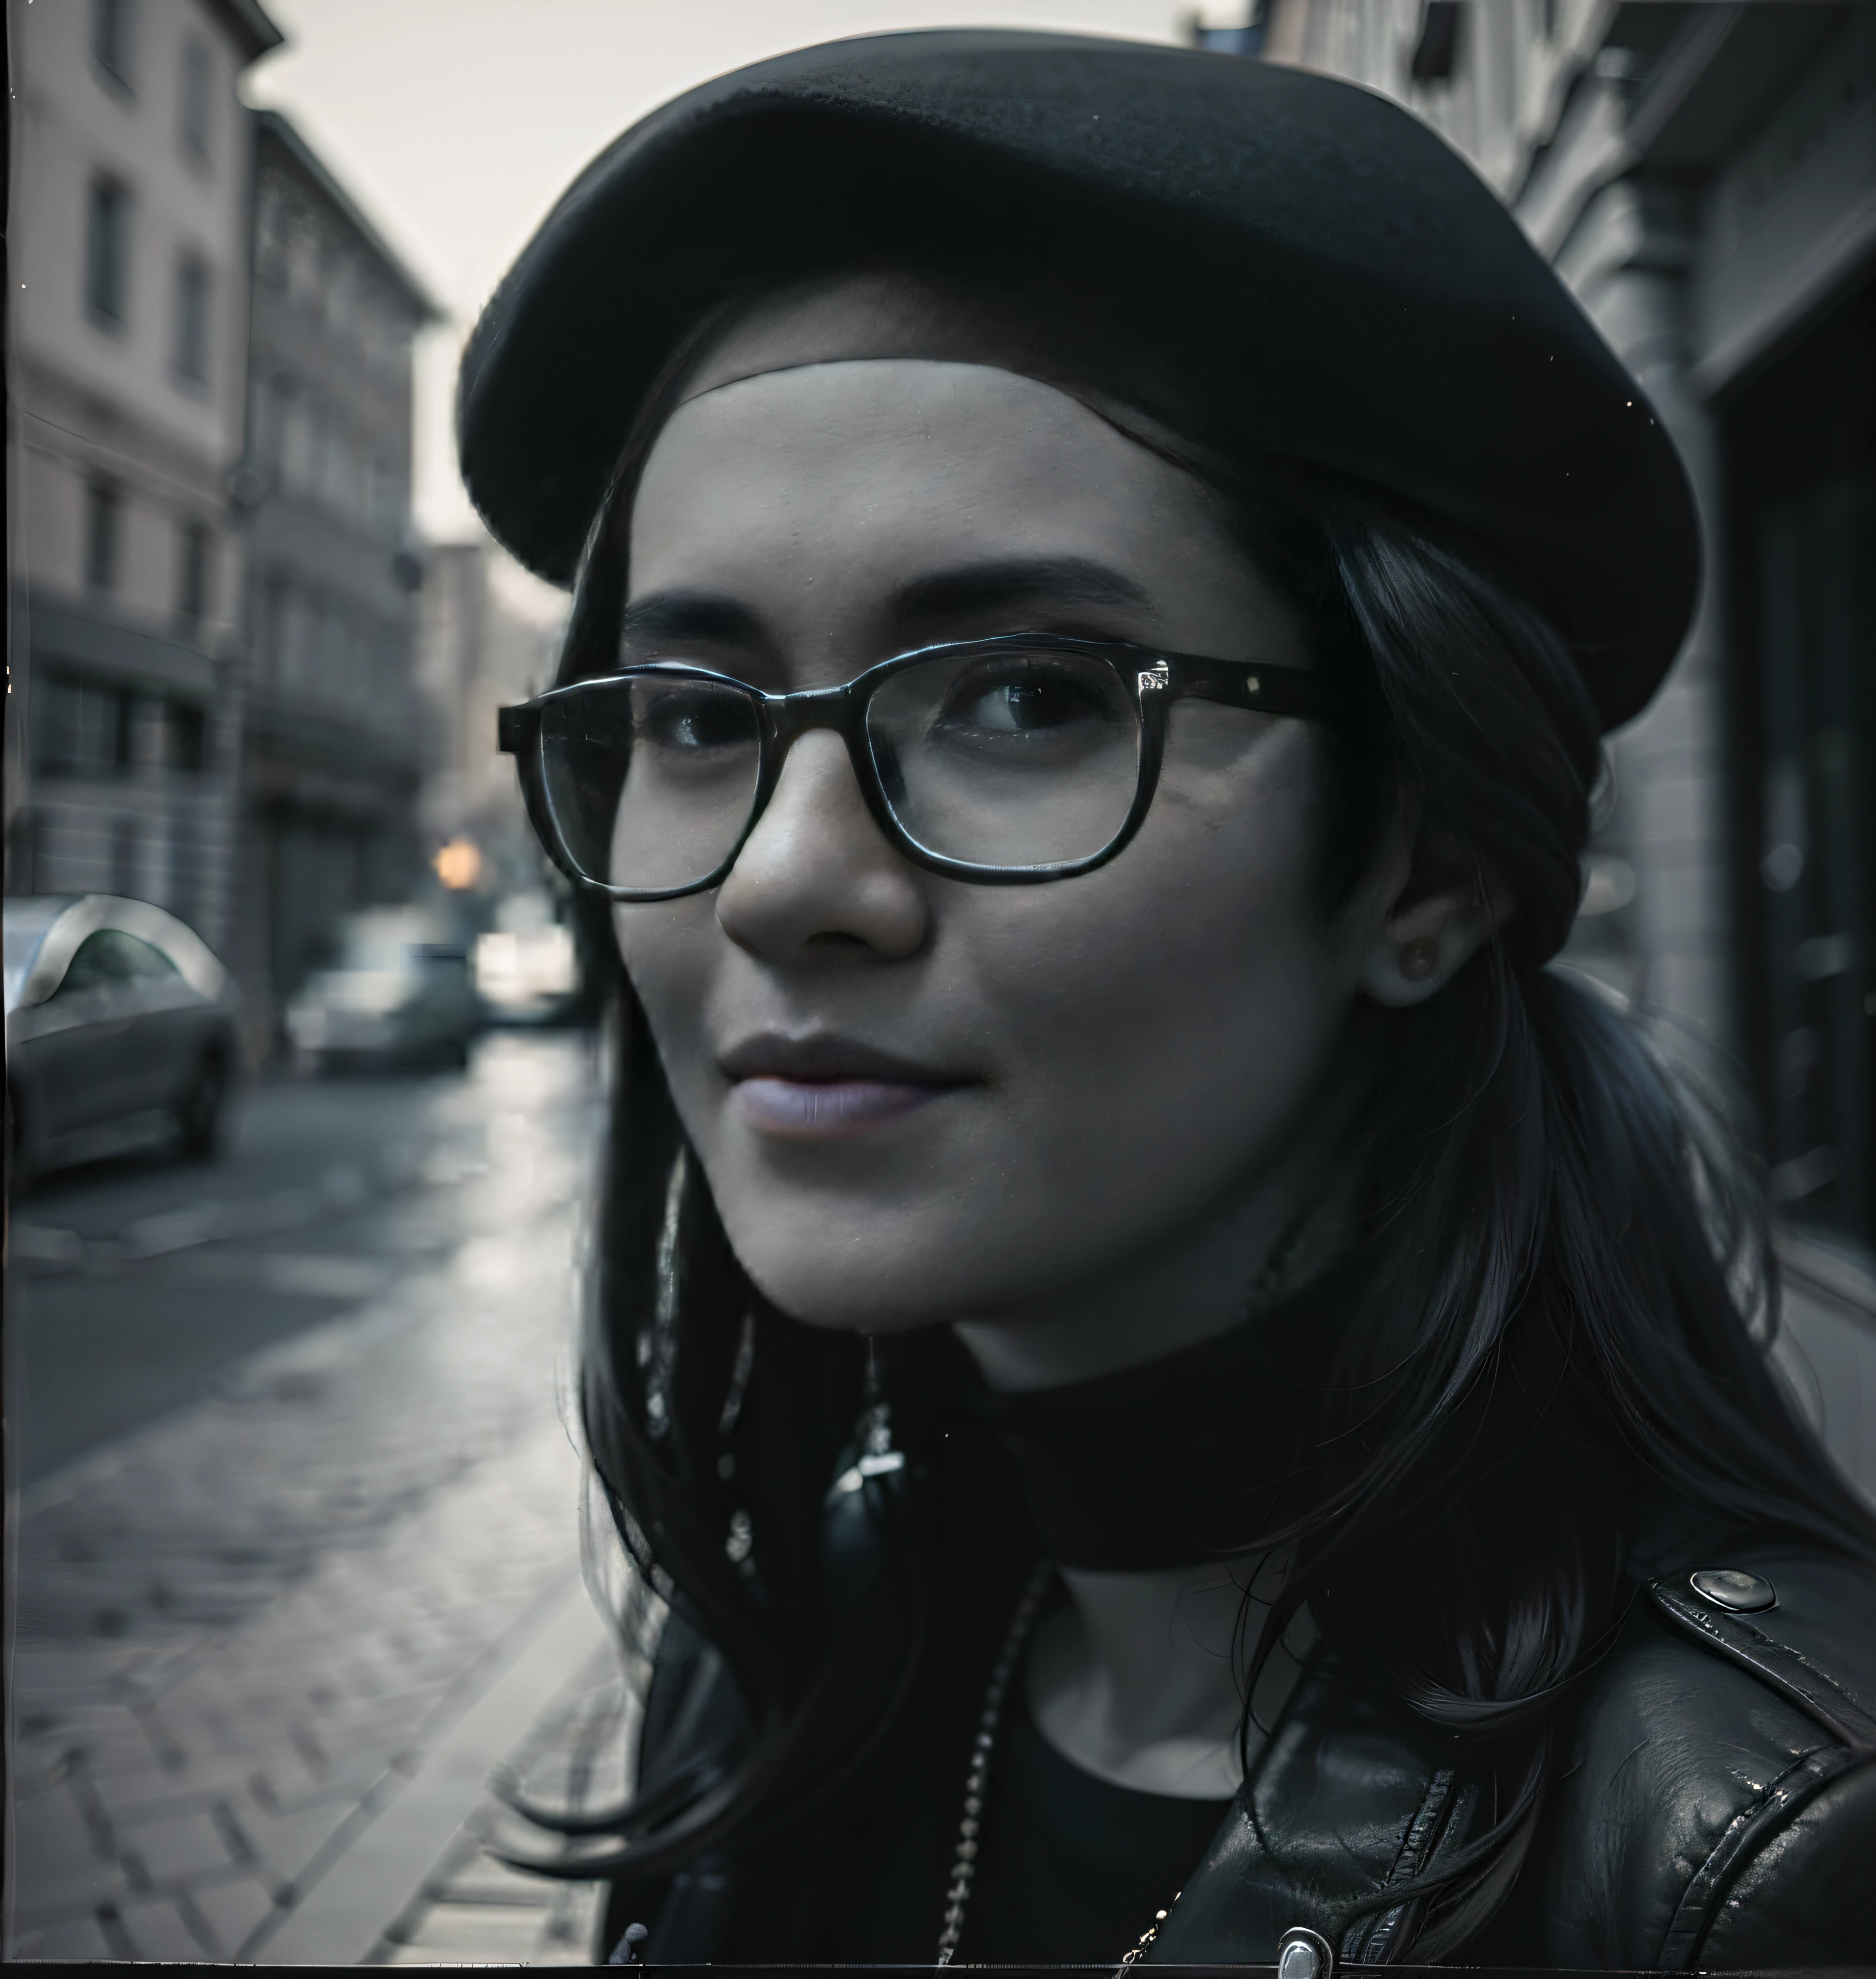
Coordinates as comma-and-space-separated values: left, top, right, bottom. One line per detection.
462, 33, 1876, 1969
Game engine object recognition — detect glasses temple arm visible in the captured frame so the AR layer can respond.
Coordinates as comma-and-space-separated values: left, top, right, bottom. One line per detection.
1170, 656, 1351, 724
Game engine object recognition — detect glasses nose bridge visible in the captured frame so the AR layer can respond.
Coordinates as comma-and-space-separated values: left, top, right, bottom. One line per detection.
747, 670, 878, 816
726, 679, 902, 883
763, 674, 874, 774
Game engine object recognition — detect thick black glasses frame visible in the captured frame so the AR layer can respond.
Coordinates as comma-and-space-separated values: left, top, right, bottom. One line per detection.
497, 634, 1350, 901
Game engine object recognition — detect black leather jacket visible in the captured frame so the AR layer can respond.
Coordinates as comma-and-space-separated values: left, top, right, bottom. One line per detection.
618, 1528, 1876, 1968
1143, 1540, 1876, 1968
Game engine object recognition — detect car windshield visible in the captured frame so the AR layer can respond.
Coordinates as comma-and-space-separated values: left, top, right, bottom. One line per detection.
4, 920, 53, 1014
332, 912, 447, 975
338, 932, 416, 973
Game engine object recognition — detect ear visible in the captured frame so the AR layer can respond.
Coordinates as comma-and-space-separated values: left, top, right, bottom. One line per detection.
1356, 818, 1516, 1009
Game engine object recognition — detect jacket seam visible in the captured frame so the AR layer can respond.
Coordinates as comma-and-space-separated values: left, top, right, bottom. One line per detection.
1655, 1741, 1857, 1970
1340, 1765, 1465, 1965
1647, 1582, 1876, 1753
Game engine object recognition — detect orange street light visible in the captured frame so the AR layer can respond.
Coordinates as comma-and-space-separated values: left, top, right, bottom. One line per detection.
435, 838, 482, 890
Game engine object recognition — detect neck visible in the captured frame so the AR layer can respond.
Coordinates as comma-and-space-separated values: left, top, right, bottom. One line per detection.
954, 1083, 1361, 1395
956, 1053, 1366, 1792
1024, 1553, 1304, 1798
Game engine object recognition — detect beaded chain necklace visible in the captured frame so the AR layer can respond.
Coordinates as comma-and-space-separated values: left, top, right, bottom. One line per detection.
934, 1562, 1055, 1964
930, 1208, 1339, 1968
931, 1570, 1331, 1978
931, 1563, 1213, 1971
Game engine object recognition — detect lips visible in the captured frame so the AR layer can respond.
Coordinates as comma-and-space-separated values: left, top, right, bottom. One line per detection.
719, 1033, 968, 1141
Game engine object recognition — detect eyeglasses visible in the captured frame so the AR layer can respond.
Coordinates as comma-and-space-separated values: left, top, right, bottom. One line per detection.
498, 634, 1349, 900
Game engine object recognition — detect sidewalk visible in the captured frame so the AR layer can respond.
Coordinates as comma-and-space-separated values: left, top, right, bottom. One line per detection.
9, 1394, 621, 1964
5, 1038, 632, 1965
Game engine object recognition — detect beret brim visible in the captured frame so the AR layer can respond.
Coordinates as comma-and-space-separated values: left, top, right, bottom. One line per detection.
458, 29, 1698, 731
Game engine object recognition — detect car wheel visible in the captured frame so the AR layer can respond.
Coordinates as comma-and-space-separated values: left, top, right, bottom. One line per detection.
175, 1053, 227, 1161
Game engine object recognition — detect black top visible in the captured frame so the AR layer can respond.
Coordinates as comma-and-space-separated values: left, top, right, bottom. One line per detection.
963, 1701, 1231, 1964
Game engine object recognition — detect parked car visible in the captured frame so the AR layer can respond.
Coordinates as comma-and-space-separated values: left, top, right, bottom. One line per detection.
472, 890, 581, 1026
4, 894, 241, 1183
285, 907, 479, 1072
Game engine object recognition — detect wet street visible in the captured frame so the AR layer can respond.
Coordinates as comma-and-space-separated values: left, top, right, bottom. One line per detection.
5, 1032, 631, 1965
11, 1037, 602, 1484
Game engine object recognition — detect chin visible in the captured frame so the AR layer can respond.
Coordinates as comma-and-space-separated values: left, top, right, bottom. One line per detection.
726, 1227, 978, 1334
712, 1189, 1049, 1334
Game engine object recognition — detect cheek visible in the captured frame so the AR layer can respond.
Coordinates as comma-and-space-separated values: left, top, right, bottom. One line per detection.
609, 900, 721, 1088
980, 752, 1352, 1203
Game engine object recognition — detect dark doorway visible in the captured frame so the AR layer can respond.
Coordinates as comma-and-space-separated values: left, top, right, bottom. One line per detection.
1723, 272, 1876, 1248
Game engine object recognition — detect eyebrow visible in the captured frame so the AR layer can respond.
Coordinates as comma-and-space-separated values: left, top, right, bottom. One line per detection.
617, 591, 770, 649
888, 556, 1157, 637
614, 555, 1160, 670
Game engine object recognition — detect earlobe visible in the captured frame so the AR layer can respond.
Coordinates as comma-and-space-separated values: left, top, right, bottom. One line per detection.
1358, 871, 1514, 1009
1399, 935, 1439, 982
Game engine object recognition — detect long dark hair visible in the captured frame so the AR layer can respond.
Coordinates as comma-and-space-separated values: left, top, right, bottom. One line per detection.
518, 307, 1876, 1956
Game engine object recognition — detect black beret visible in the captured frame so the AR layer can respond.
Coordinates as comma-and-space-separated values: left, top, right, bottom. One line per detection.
459, 29, 1697, 729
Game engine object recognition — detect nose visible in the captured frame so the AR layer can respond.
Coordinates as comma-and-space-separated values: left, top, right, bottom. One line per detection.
714, 728, 929, 963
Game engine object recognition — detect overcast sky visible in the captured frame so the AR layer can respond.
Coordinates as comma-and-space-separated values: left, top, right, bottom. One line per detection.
244, 1, 1190, 575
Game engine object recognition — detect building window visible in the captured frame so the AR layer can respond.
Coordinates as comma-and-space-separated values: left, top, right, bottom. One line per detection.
256, 372, 289, 472
178, 35, 212, 163
84, 478, 124, 593
1189, 3, 1269, 57
366, 456, 392, 533
165, 700, 208, 774
172, 253, 212, 386
112, 816, 139, 897
305, 402, 329, 500
324, 423, 356, 517
254, 175, 288, 288
36, 676, 134, 778
281, 391, 313, 495
175, 518, 211, 628
1410, 1, 1465, 84
261, 571, 290, 683
93, 0, 137, 92
86, 176, 132, 327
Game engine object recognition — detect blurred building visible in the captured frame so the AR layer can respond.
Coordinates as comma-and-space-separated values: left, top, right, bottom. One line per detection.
1244, 0, 1875, 1260
6, 0, 284, 946
228, 108, 436, 1053
414, 534, 565, 903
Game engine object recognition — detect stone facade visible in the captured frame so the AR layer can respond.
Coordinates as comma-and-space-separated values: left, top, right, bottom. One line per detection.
7, 0, 284, 949
1255, 0, 1876, 1260
229, 110, 434, 1056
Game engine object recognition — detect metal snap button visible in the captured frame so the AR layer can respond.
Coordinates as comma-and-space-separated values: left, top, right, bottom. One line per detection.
1690, 1567, 1776, 1613
1277, 1924, 1335, 1979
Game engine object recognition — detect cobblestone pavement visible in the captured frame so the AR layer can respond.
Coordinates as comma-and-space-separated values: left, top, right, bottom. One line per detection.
368, 1632, 634, 1967
6, 1032, 634, 1965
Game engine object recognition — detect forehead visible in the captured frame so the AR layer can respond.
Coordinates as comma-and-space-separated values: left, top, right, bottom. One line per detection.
628, 359, 1215, 577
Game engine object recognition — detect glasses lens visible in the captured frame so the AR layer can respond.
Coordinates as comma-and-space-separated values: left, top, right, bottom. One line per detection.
866, 647, 1140, 868
540, 675, 761, 891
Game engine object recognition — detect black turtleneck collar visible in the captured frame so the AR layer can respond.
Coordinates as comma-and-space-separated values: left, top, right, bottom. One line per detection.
964, 1248, 1375, 1571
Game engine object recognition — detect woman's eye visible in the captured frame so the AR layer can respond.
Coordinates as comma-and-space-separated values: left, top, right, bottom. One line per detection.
951, 670, 1102, 735
642, 690, 746, 750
